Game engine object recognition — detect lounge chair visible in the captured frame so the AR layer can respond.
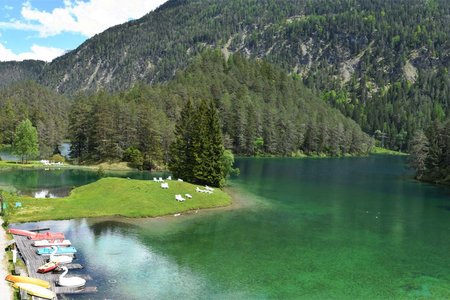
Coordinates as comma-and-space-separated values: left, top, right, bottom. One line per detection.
185, 194, 192, 199
153, 177, 158, 182
161, 183, 169, 189
205, 186, 214, 192
196, 187, 204, 193
166, 176, 172, 180
175, 194, 185, 202
178, 178, 183, 182
159, 177, 164, 182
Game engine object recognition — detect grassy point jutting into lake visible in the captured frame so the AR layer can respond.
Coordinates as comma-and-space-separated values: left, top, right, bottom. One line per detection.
0, 0, 450, 299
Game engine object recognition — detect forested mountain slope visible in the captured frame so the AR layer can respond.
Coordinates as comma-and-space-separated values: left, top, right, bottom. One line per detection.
1, 0, 449, 149
0, 81, 69, 157
0, 60, 44, 88
69, 51, 372, 165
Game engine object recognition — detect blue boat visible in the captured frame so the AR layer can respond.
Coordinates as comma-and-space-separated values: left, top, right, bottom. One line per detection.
37, 246, 77, 255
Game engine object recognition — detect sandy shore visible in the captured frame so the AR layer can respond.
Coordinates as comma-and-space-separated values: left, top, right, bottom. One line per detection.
0, 218, 13, 299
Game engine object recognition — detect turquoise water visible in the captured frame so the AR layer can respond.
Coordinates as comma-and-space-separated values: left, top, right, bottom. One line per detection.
9, 156, 450, 299
0, 168, 164, 197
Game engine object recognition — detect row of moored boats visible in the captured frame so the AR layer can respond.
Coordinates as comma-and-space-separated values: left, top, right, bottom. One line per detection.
5, 228, 87, 299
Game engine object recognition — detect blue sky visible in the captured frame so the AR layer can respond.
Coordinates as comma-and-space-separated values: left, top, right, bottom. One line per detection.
0, 0, 167, 62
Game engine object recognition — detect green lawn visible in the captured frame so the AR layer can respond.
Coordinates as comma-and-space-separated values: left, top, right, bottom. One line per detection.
371, 146, 408, 156
3, 177, 231, 223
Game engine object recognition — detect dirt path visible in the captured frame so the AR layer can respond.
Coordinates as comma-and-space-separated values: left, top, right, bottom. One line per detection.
0, 218, 13, 300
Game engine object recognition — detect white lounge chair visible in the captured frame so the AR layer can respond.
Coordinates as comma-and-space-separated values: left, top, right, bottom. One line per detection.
178, 178, 183, 182
166, 176, 172, 180
161, 183, 169, 189
153, 177, 158, 182
205, 186, 214, 192
196, 187, 204, 193
158, 177, 164, 182
185, 194, 192, 199
175, 194, 185, 202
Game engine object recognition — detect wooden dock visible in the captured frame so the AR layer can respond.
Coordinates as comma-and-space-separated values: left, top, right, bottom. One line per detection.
12, 235, 97, 299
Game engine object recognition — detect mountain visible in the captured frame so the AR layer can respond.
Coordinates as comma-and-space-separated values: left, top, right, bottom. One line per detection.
0, 81, 69, 158
1, 0, 449, 149
0, 60, 44, 88
68, 51, 373, 165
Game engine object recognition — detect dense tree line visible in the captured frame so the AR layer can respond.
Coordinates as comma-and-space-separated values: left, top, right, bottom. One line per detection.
409, 118, 450, 185
0, 81, 69, 158
68, 51, 373, 167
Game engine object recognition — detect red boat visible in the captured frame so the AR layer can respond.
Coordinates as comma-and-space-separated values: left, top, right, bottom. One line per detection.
7, 228, 38, 238
29, 232, 65, 241
37, 261, 58, 273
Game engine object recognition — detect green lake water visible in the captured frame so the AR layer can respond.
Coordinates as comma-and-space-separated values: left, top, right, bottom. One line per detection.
8, 156, 450, 299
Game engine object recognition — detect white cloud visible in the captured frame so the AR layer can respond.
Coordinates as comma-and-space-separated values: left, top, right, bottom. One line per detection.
20, 0, 167, 37
0, 42, 66, 62
4, 5, 14, 10
0, 20, 40, 31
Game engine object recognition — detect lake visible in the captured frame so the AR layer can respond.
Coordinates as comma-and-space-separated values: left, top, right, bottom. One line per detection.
7, 156, 450, 299
0, 168, 168, 197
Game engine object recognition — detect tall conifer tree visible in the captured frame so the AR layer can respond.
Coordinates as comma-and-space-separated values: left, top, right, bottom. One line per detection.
169, 100, 196, 182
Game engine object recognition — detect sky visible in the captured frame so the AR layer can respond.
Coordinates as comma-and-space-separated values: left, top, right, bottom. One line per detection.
0, 0, 167, 62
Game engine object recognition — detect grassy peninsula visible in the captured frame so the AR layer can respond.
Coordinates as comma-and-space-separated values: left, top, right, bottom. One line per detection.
3, 177, 231, 223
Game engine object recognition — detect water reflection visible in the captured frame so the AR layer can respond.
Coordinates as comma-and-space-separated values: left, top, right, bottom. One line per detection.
7, 157, 450, 299
0, 168, 163, 197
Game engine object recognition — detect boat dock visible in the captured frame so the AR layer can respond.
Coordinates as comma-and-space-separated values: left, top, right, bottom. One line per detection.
12, 234, 97, 299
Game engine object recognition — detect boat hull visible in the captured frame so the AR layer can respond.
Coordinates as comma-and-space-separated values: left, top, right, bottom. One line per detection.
33, 239, 72, 247
5, 275, 50, 288
12, 283, 56, 299
7, 228, 37, 238
37, 262, 58, 273
37, 246, 77, 255
29, 232, 65, 240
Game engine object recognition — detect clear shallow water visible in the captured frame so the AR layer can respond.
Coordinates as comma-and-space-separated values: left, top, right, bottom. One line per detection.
9, 156, 450, 299
0, 168, 164, 197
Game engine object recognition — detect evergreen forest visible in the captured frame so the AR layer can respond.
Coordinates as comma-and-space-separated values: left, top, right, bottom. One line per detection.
0, 0, 448, 183
68, 51, 373, 168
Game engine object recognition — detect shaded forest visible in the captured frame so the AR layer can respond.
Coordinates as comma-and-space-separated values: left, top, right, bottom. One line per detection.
68, 51, 373, 167
0, 81, 69, 158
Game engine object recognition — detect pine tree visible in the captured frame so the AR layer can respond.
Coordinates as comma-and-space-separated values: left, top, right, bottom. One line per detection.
408, 130, 429, 179
170, 100, 226, 187
192, 100, 225, 187
168, 99, 196, 182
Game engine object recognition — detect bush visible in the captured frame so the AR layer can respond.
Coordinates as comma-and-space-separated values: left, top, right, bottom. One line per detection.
123, 147, 144, 170
50, 154, 65, 163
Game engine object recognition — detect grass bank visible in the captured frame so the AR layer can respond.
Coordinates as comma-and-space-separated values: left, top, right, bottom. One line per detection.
3, 177, 231, 223
0, 160, 134, 171
371, 146, 408, 156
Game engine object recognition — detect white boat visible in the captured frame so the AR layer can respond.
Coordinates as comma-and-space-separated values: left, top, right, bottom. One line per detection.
49, 246, 73, 264
12, 282, 55, 299
57, 266, 86, 288
33, 239, 71, 247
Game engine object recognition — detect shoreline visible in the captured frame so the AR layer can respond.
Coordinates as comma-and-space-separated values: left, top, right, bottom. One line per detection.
0, 217, 13, 300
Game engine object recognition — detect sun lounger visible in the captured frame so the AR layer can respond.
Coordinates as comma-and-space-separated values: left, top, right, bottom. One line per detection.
185, 194, 192, 199
178, 178, 183, 182
205, 186, 214, 192
161, 183, 169, 189
175, 194, 185, 202
166, 176, 172, 180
